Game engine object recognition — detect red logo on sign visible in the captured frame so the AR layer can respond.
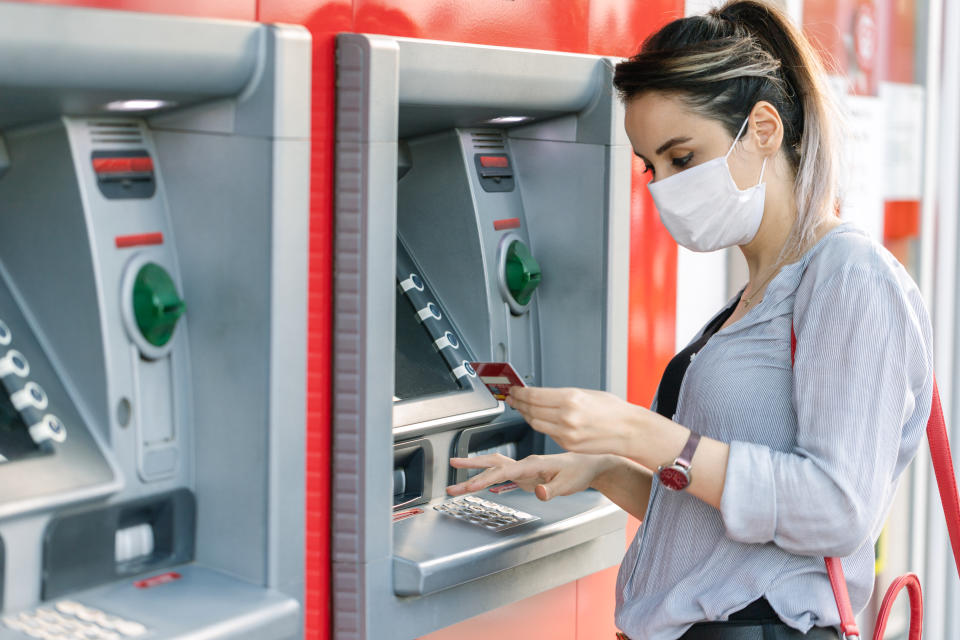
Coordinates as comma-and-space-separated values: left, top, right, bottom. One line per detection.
134, 571, 182, 589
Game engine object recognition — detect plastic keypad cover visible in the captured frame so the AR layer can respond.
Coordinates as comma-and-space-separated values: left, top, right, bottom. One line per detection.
433, 495, 538, 532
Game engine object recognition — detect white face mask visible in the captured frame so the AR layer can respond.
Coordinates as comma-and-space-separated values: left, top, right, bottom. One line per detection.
647, 117, 767, 253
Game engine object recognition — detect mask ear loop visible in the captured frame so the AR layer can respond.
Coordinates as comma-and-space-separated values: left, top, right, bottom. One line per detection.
727, 116, 768, 186
725, 116, 751, 159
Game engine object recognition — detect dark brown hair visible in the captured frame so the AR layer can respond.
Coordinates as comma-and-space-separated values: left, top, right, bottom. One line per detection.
614, 0, 841, 257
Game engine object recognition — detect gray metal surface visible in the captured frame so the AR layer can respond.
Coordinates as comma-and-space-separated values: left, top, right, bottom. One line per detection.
0, 4, 263, 131
334, 33, 631, 640
393, 490, 623, 596
0, 564, 299, 640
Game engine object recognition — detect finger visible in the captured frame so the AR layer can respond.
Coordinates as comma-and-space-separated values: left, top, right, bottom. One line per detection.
536, 469, 582, 501
509, 386, 578, 407
461, 466, 509, 493
507, 397, 566, 424
527, 417, 564, 439
447, 467, 504, 496
449, 455, 510, 469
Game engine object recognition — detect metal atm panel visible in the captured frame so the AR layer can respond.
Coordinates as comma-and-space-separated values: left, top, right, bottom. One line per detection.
0, 4, 309, 638
334, 34, 631, 640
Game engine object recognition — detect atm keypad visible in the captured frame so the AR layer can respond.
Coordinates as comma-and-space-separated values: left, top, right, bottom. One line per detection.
433, 495, 538, 532
2, 601, 148, 639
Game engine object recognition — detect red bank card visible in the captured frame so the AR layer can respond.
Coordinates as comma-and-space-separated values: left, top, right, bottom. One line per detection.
470, 362, 526, 400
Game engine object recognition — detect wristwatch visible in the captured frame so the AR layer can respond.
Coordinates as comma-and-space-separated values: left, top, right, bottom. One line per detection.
657, 430, 701, 491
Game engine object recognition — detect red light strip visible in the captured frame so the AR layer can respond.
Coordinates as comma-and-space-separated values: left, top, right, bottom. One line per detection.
480, 156, 510, 168
92, 157, 154, 174
115, 232, 164, 248
493, 218, 521, 231
392, 508, 424, 523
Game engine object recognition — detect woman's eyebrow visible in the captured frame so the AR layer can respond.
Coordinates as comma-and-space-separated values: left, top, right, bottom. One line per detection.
655, 136, 692, 155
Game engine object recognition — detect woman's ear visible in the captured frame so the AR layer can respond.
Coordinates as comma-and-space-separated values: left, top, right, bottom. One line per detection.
748, 101, 784, 155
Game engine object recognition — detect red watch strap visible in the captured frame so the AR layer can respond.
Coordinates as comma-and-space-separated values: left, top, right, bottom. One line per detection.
676, 431, 701, 468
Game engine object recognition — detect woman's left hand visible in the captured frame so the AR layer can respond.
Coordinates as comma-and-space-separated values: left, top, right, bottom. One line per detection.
506, 386, 638, 456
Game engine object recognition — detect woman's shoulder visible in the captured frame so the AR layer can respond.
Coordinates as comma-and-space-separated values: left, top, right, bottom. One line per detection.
799, 221, 917, 296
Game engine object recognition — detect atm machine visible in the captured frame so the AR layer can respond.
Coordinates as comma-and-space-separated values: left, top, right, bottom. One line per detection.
0, 4, 309, 639
333, 35, 632, 639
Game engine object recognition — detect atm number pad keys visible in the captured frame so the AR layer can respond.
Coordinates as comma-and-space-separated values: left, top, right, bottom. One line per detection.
3, 601, 148, 639
434, 495, 538, 532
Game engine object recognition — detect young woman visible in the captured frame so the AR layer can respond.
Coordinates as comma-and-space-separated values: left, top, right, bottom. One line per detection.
447, 1, 933, 639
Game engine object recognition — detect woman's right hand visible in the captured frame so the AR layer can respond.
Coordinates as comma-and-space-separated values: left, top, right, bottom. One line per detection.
447, 452, 617, 501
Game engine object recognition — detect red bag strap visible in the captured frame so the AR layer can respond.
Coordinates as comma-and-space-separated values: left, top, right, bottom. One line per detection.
926, 377, 960, 576
873, 573, 923, 640
792, 322, 960, 639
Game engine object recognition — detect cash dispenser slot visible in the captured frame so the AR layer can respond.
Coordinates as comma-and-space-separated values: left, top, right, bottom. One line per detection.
393, 439, 432, 509
41, 489, 195, 599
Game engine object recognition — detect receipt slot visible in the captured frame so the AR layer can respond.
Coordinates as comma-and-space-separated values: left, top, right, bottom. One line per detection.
0, 5, 308, 639
334, 35, 631, 639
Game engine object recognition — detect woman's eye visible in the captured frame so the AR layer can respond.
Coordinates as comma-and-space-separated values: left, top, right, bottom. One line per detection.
672, 152, 693, 168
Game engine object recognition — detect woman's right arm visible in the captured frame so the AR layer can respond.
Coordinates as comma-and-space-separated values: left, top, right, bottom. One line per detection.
589, 455, 653, 519
448, 452, 653, 520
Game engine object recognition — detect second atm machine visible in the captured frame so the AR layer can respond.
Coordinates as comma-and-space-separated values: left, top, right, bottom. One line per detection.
0, 5, 309, 639
333, 35, 632, 639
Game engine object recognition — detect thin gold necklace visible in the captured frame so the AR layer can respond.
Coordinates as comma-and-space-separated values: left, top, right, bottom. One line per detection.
742, 261, 784, 309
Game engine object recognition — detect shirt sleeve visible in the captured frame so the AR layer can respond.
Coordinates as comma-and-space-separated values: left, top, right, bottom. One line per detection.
719, 263, 932, 557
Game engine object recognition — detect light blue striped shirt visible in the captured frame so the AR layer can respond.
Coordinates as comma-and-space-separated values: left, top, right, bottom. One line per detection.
615, 223, 934, 640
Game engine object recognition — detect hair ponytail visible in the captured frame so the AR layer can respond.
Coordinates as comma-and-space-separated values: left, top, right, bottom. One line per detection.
614, 0, 842, 260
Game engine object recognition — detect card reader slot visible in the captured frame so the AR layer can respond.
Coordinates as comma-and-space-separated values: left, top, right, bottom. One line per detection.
451, 422, 538, 485
394, 438, 433, 510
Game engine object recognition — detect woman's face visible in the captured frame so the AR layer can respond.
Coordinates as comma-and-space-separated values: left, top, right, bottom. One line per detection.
623, 91, 764, 191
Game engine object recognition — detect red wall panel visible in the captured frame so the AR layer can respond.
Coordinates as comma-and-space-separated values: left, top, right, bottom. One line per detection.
586, 0, 680, 56
353, 0, 589, 52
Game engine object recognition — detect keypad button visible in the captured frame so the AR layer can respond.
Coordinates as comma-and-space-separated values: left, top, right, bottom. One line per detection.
0, 320, 10, 346
55, 602, 82, 617
74, 608, 99, 623
113, 620, 147, 637
3, 616, 25, 631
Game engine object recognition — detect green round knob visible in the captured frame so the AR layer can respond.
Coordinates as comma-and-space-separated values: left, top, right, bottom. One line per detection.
505, 240, 541, 306
132, 263, 185, 348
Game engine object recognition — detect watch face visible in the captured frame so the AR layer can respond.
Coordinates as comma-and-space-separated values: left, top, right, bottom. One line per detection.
659, 465, 690, 491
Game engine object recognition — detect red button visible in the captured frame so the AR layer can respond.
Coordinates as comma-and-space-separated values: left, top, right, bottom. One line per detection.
92, 157, 154, 174
480, 156, 509, 168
